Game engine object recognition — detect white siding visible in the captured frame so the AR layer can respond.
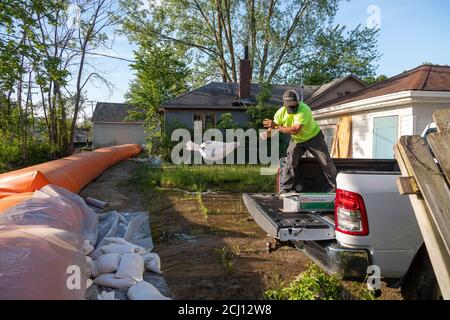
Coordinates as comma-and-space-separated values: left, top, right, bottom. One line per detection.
351, 107, 413, 159
352, 113, 371, 158
93, 122, 146, 148
412, 103, 446, 134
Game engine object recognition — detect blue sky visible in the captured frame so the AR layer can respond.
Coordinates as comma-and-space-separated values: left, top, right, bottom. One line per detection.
82, 0, 450, 112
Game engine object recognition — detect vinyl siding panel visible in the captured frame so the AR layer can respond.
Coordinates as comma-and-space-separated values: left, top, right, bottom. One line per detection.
93, 123, 146, 148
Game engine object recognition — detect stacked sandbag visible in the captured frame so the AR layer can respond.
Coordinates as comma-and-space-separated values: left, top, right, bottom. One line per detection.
89, 237, 169, 300
0, 185, 98, 300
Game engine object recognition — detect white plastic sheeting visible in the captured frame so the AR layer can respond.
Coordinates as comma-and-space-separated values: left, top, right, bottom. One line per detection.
96, 211, 153, 251
0, 184, 168, 300
0, 225, 87, 299
0, 185, 98, 299
0, 185, 98, 245
186, 141, 239, 161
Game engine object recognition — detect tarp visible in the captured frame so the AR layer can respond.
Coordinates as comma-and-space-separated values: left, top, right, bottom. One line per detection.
0, 144, 141, 200
0, 225, 87, 300
0, 192, 33, 215
0, 185, 97, 299
0, 185, 98, 244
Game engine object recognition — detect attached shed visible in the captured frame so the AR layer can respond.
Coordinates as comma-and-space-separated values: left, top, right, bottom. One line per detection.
312, 65, 450, 159
91, 102, 146, 148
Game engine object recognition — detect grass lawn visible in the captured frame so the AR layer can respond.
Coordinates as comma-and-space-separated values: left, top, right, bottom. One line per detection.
130, 164, 277, 193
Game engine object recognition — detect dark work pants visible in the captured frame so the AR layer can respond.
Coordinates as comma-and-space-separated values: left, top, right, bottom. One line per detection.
280, 131, 337, 192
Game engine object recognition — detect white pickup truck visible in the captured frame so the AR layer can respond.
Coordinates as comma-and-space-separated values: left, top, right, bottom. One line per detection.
242, 125, 440, 299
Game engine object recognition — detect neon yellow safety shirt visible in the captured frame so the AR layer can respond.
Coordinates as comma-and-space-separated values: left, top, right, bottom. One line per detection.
273, 102, 321, 143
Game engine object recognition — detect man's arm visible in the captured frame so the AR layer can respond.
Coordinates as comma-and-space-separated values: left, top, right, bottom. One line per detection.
263, 119, 302, 135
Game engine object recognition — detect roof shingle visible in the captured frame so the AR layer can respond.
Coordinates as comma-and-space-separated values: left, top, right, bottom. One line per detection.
160, 82, 320, 110
313, 65, 450, 110
92, 102, 143, 123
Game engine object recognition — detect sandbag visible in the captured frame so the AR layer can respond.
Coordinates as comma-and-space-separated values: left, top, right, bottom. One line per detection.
0, 144, 142, 200
115, 253, 144, 282
90, 237, 146, 259
97, 290, 118, 300
127, 281, 170, 300
142, 252, 162, 274
94, 273, 137, 289
0, 225, 87, 300
92, 253, 121, 278
86, 256, 94, 278
186, 141, 239, 161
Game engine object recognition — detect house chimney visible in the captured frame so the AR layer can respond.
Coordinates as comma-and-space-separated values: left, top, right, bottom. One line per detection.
239, 46, 251, 100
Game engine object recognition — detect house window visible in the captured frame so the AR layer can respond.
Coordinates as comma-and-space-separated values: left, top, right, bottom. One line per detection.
322, 126, 336, 153
194, 113, 216, 130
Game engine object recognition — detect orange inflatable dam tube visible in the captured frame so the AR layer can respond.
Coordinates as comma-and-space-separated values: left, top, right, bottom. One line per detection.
0, 144, 141, 200
0, 192, 34, 215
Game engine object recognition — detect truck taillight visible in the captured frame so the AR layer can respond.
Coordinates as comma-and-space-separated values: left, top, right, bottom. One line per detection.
335, 189, 369, 236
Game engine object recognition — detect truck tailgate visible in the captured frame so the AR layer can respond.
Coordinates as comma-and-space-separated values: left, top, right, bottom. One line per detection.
243, 193, 335, 241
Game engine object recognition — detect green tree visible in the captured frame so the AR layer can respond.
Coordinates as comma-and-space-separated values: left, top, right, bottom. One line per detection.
216, 112, 239, 129
120, 0, 380, 86
125, 43, 190, 153
300, 25, 380, 84
363, 74, 388, 86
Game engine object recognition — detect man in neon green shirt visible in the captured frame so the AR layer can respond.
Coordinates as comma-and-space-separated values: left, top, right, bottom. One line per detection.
263, 90, 337, 194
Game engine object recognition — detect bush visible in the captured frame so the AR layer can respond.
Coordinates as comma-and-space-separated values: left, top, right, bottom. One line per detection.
0, 133, 52, 172
264, 264, 375, 300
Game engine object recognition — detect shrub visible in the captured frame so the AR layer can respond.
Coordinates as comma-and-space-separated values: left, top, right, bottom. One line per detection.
264, 264, 375, 300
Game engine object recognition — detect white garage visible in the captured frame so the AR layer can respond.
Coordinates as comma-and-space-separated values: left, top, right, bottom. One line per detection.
92, 102, 146, 148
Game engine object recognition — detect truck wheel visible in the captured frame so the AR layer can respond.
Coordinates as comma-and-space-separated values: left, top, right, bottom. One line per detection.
401, 246, 442, 300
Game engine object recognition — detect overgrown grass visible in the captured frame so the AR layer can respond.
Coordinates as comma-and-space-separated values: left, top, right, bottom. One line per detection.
131, 164, 277, 193
264, 264, 375, 300
196, 193, 209, 217
214, 246, 235, 273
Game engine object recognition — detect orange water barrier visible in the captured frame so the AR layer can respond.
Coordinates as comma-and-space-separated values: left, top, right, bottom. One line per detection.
0, 144, 141, 201
0, 193, 34, 214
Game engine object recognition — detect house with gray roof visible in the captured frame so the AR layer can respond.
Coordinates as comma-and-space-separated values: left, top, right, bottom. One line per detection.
159, 52, 366, 132
91, 102, 146, 148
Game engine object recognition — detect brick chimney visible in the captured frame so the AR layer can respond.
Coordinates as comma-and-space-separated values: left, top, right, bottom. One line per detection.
239, 46, 251, 100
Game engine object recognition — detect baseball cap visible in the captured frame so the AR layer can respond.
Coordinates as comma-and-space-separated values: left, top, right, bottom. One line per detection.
283, 90, 300, 114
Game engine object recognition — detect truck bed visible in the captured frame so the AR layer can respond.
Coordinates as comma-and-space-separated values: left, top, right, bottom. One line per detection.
281, 158, 399, 192
242, 193, 335, 241
244, 158, 400, 242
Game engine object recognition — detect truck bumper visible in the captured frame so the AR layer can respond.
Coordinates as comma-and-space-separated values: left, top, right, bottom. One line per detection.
295, 240, 370, 280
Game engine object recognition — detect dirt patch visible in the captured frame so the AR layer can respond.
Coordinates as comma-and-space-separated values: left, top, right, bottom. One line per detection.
80, 160, 402, 300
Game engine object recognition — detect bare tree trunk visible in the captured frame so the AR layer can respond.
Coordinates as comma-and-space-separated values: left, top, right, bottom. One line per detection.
259, 0, 276, 82
69, 0, 108, 153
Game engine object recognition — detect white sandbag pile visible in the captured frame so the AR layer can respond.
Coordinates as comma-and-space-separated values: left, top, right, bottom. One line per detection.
89, 237, 170, 300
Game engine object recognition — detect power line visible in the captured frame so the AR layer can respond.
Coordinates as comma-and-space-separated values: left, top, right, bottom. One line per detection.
0, 32, 136, 63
